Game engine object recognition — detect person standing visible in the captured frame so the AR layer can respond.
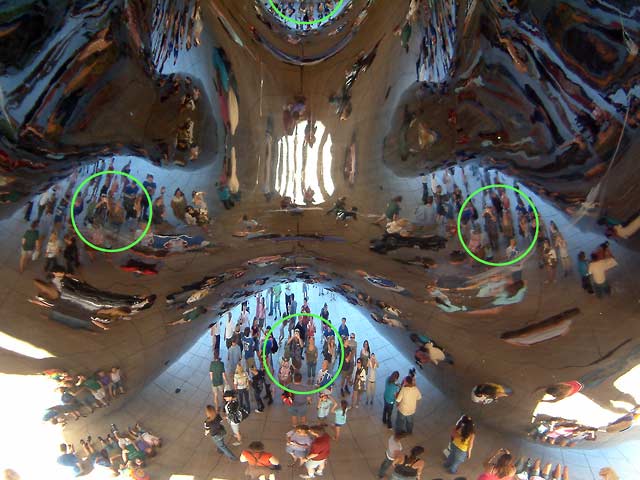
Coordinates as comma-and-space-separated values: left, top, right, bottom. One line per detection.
63, 234, 80, 274
351, 358, 367, 408
44, 230, 61, 272
57, 443, 83, 476
395, 376, 421, 435
338, 318, 349, 338
383, 372, 400, 429
272, 284, 282, 317
577, 251, 593, 294
19, 221, 41, 273
289, 373, 312, 426
227, 338, 242, 378
209, 352, 228, 411
285, 285, 293, 315
223, 391, 244, 446
443, 415, 475, 474
239, 441, 280, 480
304, 334, 317, 378
378, 432, 405, 479
365, 353, 378, 406
339, 339, 354, 396
332, 399, 350, 441
317, 392, 337, 423
249, 365, 266, 413
242, 327, 257, 371
204, 405, 238, 460
234, 364, 251, 413
224, 312, 236, 348
141, 174, 156, 220
300, 425, 331, 479
209, 321, 221, 353
477, 449, 516, 480
390, 446, 425, 480
588, 252, 618, 298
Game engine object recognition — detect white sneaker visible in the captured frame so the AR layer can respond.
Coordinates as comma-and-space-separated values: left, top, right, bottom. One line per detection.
299, 475, 314, 479
232, 441, 241, 446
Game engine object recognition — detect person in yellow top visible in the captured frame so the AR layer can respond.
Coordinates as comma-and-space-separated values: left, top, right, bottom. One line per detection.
443, 415, 475, 474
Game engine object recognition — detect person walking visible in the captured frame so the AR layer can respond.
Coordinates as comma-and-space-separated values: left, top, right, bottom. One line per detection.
204, 405, 238, 460
209, 352, 228, 411
224, 312, 236, 348
395, 375, 422, 435
209, 321, 221, 353
249, 365, 266, 413
443, 415, 475, 474
382, 371, 400, 429
390, 445, 425, 480
19, 221, 41, 273
300, 425, 331, 479
365, 353, 378, 405
378, 432, 405, 479
240, 441, 280, 480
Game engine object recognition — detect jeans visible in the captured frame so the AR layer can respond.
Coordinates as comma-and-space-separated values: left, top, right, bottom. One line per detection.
382, 402, 394, 428
237, 388, 251, 412
443, 443, 467, 473
307, 362, 316, 379
273, 299, 281, 317
395, 411, 414, 434
211, 434, 238, 460
378, 457, 393, 478
593, 280, 610, 298
253, 387, 264, 411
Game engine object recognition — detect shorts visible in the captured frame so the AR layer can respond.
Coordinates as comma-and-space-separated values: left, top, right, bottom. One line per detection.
229, 421, 240, 436
20, 249, 33, 259
93, 388, 106, 401
112, 380, 122, 390
289, 405, 307, 417
245, 357, 256, 370
335, 423, 345, 427
212, 384, 224, 398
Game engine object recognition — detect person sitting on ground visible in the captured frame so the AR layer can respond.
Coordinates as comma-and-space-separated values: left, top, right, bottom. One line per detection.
391, 445, 425, 480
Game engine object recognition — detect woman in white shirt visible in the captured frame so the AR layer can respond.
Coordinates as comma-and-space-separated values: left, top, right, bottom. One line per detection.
365, 353, 378, 405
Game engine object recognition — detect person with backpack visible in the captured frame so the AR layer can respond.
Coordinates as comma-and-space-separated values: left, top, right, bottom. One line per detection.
390, 445, 425, 480
204, 405, 238, 460
223, 390, 246, 446
239, 441, 280, 480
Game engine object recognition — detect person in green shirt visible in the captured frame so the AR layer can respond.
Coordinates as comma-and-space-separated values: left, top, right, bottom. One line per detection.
209, 352, 228, 410
375, 196, 403, 225
20, 221, 41, 273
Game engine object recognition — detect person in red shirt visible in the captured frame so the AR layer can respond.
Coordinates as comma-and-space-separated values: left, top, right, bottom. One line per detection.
300, 425, 331, 479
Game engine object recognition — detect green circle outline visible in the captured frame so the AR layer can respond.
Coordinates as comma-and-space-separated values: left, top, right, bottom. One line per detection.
262, 312, 345, 395
456, 183, 539, 267
70, 170, 153, 253
268, 0, 345, 26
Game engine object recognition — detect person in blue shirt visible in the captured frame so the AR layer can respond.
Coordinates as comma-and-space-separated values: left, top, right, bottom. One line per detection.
382, 371, 400, 429
141, 174, 156, 220
338, 317, 349, 338
57, 443, 83, 476
241, 327, 256, 370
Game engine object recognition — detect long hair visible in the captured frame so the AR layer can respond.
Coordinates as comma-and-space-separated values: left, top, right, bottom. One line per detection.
494, 453, 515, 478
457, 415, 475, 440
599, 468, 619, 480
406, 446, 424, 463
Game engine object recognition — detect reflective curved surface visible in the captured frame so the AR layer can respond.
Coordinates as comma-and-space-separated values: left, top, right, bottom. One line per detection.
1, 0, 639, 478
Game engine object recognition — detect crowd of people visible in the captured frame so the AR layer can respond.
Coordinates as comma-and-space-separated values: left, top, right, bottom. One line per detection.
264, 1, 343, 30
151, 0, 202, 70
43, 367, 125, 426
56, 422, 161, 478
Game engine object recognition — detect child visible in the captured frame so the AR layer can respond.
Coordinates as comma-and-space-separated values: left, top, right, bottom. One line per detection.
278, 357, 292, 386
317, 392, 337, 423
332, 399, 350, 441
110, 367, 125, 396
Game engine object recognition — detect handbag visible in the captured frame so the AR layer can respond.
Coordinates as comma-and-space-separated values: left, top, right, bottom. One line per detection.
443, 442, 451, 458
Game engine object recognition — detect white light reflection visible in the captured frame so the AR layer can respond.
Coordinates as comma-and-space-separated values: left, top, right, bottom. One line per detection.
0, 332, 55, 359
533, 392, 622, 428
614, 363, 640, 404
276, 121, 334, 205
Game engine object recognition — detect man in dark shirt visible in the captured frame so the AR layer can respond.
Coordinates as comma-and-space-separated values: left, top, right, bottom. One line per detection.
141, 174, 157, 220
340, 340, 354, 396
301, 425, 331, 478
20, 221, 40, 273
241, 327, 256, 370
338, 317, 349, 338
209, 352, 227, 410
